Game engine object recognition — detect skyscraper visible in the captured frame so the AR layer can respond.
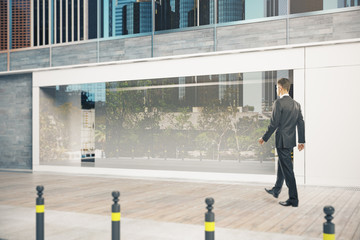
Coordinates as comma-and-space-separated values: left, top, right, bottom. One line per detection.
179, 0, 194, 27
155, 0, 179, 31
34, 0, 88, 46
0, 0, 8, 50
12, 0, 31, 49
0, 0, 31, 50
217, 0, 244, 23
122, 0, 151, 35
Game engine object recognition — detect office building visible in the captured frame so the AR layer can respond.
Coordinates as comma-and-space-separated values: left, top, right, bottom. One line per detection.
0, 1, 360, 188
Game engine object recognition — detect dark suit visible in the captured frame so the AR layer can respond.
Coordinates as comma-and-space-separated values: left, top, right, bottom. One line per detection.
262, 95, 305, 204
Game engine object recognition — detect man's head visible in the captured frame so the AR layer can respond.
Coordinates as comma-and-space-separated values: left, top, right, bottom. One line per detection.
277, 78, 290, 96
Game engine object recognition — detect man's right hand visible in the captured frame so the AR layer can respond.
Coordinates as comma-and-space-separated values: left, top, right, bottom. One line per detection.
298, 143, 305, 151
258, 138, 264, 145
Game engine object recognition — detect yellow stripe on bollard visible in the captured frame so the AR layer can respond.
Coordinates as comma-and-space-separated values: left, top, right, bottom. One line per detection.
205, 222, 215, 232
36, 205, 44, 213
323, 233, 335, 240
112, 212, 121, 221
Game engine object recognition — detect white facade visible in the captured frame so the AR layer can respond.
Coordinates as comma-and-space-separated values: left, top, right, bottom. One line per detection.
33, 39, 360, 187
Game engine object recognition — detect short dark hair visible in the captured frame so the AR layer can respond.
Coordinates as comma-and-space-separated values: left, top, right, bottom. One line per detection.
277, 78, 291, 92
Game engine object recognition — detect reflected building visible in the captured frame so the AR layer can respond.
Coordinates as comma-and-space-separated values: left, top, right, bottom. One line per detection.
179, 0, 194, 27
11, 0, 31, 49
217, 0, 244, 23
122, 0, 152, 35
0, 0, 31, 50
155, 0, 180, 30
187, 0, 214, 27
0, 0, 8, 50
114, 0, 137, 36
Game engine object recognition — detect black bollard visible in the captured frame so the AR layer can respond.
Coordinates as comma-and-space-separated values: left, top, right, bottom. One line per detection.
36, 185, 45, 240
205, 197, 215, 240
112, 191, 121, 240
323, 206, 335, 240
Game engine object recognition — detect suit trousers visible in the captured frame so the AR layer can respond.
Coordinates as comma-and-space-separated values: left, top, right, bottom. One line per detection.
273, 148, 298, 203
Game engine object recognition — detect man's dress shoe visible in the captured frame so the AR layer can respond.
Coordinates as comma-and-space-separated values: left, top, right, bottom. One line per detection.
279, 200, 298, 207
265, 188, 279, 198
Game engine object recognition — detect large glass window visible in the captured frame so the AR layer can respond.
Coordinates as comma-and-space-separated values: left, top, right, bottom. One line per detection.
39, 70, 293, 175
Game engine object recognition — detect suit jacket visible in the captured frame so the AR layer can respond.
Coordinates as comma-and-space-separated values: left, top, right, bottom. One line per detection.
262, 96, 305, 148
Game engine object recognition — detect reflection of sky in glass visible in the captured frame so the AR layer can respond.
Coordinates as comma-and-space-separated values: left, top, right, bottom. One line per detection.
245, 0, 264, 20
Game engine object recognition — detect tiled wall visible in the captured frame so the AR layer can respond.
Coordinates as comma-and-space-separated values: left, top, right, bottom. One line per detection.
10, 48, 49, 71
0, 53, 7, 72
0, 73, 32, 169
99, 35, 152, 62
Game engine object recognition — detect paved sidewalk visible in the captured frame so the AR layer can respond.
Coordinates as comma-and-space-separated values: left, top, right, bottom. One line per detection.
0, 205, 319, 240
1, 172, 359, 240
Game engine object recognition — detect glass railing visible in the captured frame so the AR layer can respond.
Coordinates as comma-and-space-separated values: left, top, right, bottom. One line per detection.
0, 0, 359, 51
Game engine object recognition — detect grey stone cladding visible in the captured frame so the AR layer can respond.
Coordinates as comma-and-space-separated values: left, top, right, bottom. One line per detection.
51, 42, 98, 67
216, 19, 287, 51
0, 53, 7, 72
0, 73, 32, 169
10, 48, 50, 71
99, 35, 152, 62
289, 9, 360, 44
153, 28, 214, 57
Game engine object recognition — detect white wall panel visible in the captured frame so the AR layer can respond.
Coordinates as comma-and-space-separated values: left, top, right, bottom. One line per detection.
33, 47, 305, 87
293, 69, 305, 184
32, 86, 40, 167
305, 65, 360, 187
306, 42, 360, 69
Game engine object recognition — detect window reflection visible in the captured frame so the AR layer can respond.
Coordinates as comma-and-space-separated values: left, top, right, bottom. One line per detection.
4, 0, 359, 49
217, 0, 244, 23
40, 70, 293, 175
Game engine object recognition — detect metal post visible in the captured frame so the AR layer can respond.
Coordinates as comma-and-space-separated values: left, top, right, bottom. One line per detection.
112, 191, 121, 240
323, 206, 335, 240
36, 185, 45, 240
205, 197, 215, 240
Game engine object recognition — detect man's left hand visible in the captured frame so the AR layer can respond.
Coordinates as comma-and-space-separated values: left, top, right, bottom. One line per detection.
298, 143, 305, 151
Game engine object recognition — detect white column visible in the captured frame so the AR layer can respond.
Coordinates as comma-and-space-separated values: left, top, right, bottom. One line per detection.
31, 0, 34, 46
54, 0, 57, 43
293, 69, 305, 185
43, 0, 45, 44
197, 0, 199, 26
71, 0, 74, 41
49, 0, 52, 44
32, 86, 40, 169
66, 0, 68, 42
84, 0, 88, 40
77, 0, 80, 40
37, 0, 40, 45
60, 0, 62, 42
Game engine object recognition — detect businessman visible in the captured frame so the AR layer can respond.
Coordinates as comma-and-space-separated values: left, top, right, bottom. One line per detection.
259, 78, 305, 207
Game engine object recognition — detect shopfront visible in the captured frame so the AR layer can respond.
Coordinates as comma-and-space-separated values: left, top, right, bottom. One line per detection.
33, 46, 306, 183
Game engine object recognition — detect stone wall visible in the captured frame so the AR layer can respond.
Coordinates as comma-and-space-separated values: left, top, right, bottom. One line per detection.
289, 9, 360, 44
153, 28, 214, 57
51, 42, 98, 67
0, 74, 32, 169
10, 48, 49, 71
0, 53, 7, 72
217, 19, 287, 51
99, 35, 152, 62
